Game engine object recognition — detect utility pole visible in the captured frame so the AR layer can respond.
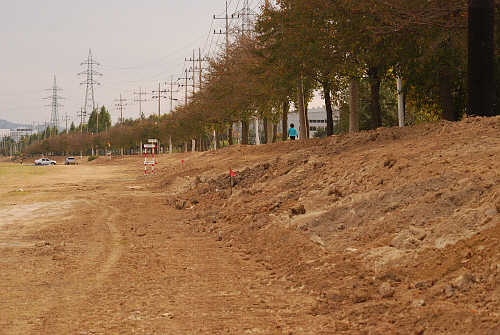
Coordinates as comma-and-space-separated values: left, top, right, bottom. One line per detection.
214, 1, 231, 55
199, 48, 207, 90
163, 76, 178, 156
164, 76, 179, 112
152, 84, 168, 121
177, 70, 192, 152
185, 50, 197, 93
79, 49, 101, 123
134, 86, 148, 124
115, 95, 127, 124
62, 113, 70, 134
178, 70, 192, 106
96, 103, 99, 134
185, 49, 208, 93
76, 108, 83, 157
77, 108, 84, 135
185, 50, 207, 153
215, 2, 240, 147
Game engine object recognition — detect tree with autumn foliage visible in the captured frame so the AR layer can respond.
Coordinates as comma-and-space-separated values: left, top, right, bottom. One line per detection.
256, 0, 391, 131
255, 0, 478, 130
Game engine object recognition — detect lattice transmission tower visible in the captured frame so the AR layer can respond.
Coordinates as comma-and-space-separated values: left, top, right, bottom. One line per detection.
78, 49, 101, 123
236, 0, 257, 34
45, 76, 64, 129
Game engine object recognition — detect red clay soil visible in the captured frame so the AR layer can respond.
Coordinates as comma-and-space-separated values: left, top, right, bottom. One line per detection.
1, 115, 500, 334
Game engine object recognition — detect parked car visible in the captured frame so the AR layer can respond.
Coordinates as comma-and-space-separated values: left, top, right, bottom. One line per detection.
35, 158, 56, 165
64, 157, 77, 165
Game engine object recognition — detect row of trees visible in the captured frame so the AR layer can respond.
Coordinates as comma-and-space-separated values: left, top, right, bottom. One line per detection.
153, 0, 497, 145
24, 115, 235, 156
25, 0, 497, 155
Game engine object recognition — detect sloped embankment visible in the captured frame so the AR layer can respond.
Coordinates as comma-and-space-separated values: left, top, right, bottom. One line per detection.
162, 116, 500, 334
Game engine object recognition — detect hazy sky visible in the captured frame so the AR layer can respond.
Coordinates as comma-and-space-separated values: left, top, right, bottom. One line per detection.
0, 0, 268, 128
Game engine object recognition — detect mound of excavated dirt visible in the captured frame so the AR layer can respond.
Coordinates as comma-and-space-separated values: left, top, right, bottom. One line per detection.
159, 116, 500, 334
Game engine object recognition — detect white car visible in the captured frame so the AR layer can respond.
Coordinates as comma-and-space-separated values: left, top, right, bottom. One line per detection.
35, 158, 57, 165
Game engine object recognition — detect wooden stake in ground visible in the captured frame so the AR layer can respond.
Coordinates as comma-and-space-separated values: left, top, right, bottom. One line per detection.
229, 168, 236, 194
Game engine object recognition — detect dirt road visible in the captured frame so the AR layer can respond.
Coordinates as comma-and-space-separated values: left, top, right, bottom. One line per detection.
0, 158, 332, 334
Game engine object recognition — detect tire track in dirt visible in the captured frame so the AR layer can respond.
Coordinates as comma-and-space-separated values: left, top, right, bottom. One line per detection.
69, 194, 334, 334
92, 204, 122, 283
25, 198, 126, 334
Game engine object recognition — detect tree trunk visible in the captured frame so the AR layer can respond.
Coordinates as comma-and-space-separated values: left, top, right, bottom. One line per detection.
439, 71, 455, 121
368, 66, 383, 129
267, 120, 273, 144
281, 101, 290, 141
273, 124, 277, 143
323, 81, 334, 136
349, 77, 359, 132
263, 119, 273, 144
228, 126, 233, 145
305, 106, 310, 139
282, 101, 289, 141
468, 0, 495, 116
263, 119, 268, 144
254, 118, 260, 145
241, 121, 249, 145
297, 77, 307, 140
397, 77, 405, 127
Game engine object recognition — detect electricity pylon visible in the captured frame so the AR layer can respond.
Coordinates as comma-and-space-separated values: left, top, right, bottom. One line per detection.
45, 76, 64, 130
236, 0, 256, 35
79, 49, 101, 123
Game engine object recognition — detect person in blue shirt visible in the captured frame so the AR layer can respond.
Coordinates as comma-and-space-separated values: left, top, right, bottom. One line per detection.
288, 123, 298, 140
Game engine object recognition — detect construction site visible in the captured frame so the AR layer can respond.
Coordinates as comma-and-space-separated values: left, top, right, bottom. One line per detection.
1, 116, 500, 334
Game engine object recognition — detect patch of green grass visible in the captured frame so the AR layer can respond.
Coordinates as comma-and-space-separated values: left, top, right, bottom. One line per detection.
0, 165, 20, 175
0, 164, 47, 177
7, 190, 30, 194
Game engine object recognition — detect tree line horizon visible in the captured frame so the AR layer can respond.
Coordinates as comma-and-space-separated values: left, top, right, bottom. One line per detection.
5, 0, 498, 156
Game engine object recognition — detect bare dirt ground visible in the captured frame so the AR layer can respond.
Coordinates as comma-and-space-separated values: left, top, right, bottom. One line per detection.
2, 116, 500, 334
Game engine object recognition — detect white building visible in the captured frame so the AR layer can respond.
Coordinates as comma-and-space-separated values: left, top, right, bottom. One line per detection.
230, 106, 340, 143
10, 127, 33, 141
0, 129, 10, 139
288, 107, 340, 138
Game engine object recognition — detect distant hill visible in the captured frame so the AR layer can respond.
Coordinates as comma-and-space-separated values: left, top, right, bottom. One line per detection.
0, 119, 30, 131
0, 119, 65, 132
